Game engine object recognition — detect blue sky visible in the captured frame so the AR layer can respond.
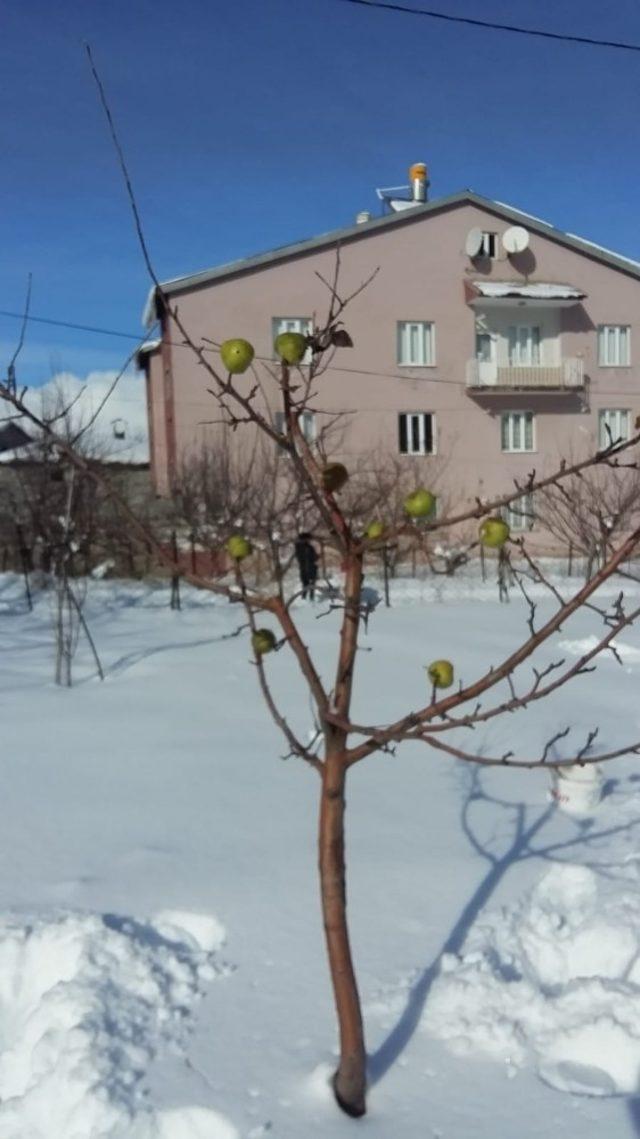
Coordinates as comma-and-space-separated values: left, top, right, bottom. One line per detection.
2, 0, 640, 385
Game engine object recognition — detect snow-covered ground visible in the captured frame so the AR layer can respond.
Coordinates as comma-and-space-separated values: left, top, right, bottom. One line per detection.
2, 566, 640, 1138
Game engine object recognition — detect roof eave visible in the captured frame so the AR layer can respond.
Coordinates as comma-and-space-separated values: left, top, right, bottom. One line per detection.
144, 190, 640, 318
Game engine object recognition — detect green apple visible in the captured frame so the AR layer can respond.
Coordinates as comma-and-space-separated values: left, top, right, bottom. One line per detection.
365, 520, 385, 540
220, 338, 255, 374
225, 534, 252, 560
427, 659, 454, 689
274, 331, 308, 365
252, 628, 277, 655
479, 517, 510, 549
322, 463, 349, 493
404, 488, 436, 519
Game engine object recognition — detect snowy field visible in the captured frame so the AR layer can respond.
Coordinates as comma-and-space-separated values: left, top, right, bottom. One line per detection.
2, 567, 640, 1138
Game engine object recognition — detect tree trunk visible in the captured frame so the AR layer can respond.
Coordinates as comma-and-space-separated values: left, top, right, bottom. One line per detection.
319, 748, 367, 1117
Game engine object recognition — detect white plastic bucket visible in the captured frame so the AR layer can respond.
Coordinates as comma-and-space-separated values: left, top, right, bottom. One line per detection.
550, 764, 603, 816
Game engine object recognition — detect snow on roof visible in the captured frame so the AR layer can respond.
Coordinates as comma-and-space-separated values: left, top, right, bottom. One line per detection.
472, 282, 586, 300
135, 338, 162, 364
141, 190, 640, 323
565, 234, 640, 271
492, 200, 554, 229
0, 373, 149, 466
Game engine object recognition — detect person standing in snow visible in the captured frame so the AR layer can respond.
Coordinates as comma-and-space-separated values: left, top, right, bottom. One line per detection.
294, 532, 319, 600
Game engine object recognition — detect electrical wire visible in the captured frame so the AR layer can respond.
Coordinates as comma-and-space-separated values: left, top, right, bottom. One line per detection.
0, 305, 469, 388
0, 308, 146, 342
335, 0, 640, 54
1, 307, 635, 398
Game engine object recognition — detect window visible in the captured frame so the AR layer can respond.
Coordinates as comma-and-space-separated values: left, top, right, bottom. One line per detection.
397, 321, 435, 367
272, 317, 313, 364
476, 332, 493, 362
598, 409, 630, 448
502, 493, 535, 532
501, 411, 535, 452
598, 325, 630, 366
274, 410, 316, 442
508, 325, 541, 366
480, 231, 497, 258
398, 412, 436, 455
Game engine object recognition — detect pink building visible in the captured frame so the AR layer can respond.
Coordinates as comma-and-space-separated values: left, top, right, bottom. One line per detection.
138, 170, 640, 535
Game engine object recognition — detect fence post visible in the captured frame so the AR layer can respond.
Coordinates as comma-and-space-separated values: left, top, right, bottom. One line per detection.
15, 523, 33, 612
170, 529, 181, 610
382, 546, 391, 608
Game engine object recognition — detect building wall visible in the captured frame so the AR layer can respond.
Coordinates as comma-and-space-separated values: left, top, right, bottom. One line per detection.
149, 200, 640, 519
146, 349, 170, 495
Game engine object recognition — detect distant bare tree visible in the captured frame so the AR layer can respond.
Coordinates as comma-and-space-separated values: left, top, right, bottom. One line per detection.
536, 455, 640, 578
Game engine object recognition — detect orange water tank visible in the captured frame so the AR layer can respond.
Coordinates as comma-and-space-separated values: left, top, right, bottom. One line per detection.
409, 162, 428, 202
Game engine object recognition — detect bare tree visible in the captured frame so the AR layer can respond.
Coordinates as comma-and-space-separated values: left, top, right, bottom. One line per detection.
1, 50, 640, 1117
536, 453, 640, 578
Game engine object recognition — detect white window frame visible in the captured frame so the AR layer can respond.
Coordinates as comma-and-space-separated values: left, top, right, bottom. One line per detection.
502, 492, 535, 532
598, 325, 631, 367
272, 317, 313, 364
501, 411, 535, 453
398, 411, 436, 455
480, 231, 497, 259
598, 408, 631, 449
274, 409, 316, 443
397, 321, 435, 367
508, 324, 541, 367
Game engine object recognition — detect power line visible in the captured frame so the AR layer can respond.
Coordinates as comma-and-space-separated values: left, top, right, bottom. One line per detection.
0, 305, 469, 387
2, 305, 632, 399
0, 308, 147, 342
336, 0, 640, 53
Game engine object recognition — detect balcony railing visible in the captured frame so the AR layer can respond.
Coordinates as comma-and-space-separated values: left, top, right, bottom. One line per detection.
466, 357, 584, 391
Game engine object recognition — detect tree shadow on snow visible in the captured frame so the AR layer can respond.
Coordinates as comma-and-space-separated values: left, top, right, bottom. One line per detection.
368, 764, 640, 1088
627, 1098, 640, 1136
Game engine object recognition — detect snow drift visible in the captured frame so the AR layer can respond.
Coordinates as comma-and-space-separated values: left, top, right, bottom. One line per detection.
425, 864, 640, 1096
0, 909, 232, 1139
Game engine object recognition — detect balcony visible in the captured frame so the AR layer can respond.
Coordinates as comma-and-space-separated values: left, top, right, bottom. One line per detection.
466, 357, 584, 391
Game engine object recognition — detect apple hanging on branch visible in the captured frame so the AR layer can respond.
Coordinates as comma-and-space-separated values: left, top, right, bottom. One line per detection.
274, 331, 308, 365
220, 338, 255, 374
252, 629, 277, 656
404, 487, 436, 519
427, 659, 454, 689
322, 462, 349, 493
225, 534, 253, 561
479, 517, 510, 549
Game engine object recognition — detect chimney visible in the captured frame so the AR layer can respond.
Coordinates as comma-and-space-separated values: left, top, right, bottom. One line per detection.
409, 162, 429, 203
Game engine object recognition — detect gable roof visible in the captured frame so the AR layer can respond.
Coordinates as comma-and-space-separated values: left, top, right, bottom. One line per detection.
0, 422, 32, 455
142, 190, 640, 326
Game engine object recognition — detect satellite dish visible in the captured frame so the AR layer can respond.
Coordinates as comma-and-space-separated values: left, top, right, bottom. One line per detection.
502, 226, 530, 254
465, 227, 484, 257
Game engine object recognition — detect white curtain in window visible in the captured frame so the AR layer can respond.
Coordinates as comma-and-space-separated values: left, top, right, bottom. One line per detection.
508, 326, 541, 366
599, 409, 630, 447
599, 326, 630, 366
502, 412, 534, 452
398, 322, 433, 366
